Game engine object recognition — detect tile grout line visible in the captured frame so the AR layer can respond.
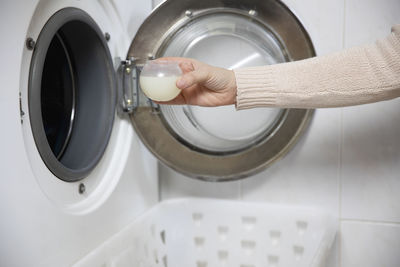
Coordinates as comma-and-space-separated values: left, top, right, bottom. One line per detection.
238, 180, 243, 200
338, 107, 343, 267
342, 0, 347, 49
340, 218, 400, 226
338, 0, 347, 266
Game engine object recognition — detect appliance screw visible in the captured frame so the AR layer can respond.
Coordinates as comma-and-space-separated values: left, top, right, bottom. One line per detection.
105, 32, 111, 41
126, 67, 131, 74
122, 59, 132, 66
248, 9, 257, 16
185, 10, 193, 17
147, 53, 155, 60
26, 38, 35, 50
79, 183, 86, 194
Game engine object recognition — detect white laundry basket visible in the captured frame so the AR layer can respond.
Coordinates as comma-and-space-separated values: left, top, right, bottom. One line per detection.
74, 198, 337, 267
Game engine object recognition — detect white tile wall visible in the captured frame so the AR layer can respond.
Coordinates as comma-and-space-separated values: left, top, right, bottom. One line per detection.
338, 1, 400, 265
158, 0, 400, 266
151, 0, 164, 9
159, 164, 241, 200
341, 0, 400, 222
112, 0, 153, 42
341, 100, 400, 222
340, 221, 400, 267
282, 0, 345, 55
241, 108, 341, 215
344, 0, 400, 47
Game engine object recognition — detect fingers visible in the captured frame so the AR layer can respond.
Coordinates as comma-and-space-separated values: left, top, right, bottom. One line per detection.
155, 57, 202, 73
176, 69, 209, 89
156, 57, 197, 68
179, 62, 194, 73
153, 93, 186, 105
158, 57, 196, 63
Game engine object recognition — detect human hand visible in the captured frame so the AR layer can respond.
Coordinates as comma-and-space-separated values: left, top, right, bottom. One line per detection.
154, 57, 237, 106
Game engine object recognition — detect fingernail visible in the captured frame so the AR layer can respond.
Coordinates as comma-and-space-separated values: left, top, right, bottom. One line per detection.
177, 78, 186, 88
181, 62, 191, 69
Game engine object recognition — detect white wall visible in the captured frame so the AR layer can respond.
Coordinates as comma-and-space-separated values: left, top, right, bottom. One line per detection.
159, 1, 400, 267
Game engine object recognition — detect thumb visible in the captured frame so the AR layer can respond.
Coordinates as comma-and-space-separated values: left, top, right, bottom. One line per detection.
176, 69, 209, 89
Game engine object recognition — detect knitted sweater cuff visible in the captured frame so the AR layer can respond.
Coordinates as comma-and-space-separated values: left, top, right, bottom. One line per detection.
234, 66, 277, 110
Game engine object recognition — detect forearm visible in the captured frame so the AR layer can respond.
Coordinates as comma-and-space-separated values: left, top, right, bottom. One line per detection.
234, 25, 400, 109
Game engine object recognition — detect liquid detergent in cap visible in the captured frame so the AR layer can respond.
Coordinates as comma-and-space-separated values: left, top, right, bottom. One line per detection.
139, 60, 182, 102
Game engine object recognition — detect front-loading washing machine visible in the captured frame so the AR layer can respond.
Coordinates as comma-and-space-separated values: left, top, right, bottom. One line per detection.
0, 0, 315, 266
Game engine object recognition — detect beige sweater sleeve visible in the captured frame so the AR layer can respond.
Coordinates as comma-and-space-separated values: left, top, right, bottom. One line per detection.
234, 25, 400, 109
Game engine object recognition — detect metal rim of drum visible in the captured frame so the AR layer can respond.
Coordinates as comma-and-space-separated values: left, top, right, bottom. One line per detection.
128, 0, 315, 181
28, 8, 116, 182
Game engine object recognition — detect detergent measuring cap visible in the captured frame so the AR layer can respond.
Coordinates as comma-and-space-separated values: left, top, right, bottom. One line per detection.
139, 60, 183, 102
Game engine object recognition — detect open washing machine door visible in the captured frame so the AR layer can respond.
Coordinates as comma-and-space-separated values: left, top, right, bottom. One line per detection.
119, 0, 315, 181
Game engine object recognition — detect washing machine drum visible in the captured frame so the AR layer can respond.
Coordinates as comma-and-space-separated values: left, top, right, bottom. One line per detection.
29, 0, 314, 182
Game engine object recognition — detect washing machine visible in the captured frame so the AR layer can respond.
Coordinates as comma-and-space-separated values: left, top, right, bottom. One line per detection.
0, 0, 315, 266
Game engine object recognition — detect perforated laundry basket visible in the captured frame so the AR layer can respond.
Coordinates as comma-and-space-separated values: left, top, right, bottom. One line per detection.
74, 198, 337, 267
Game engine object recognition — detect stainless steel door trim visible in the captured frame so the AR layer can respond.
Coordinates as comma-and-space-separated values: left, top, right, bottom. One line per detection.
128, 0, 315, 63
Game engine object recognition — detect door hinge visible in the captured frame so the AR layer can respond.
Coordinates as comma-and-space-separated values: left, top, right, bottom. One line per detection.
119, 57, 142, 113
119, 57, 160, 115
